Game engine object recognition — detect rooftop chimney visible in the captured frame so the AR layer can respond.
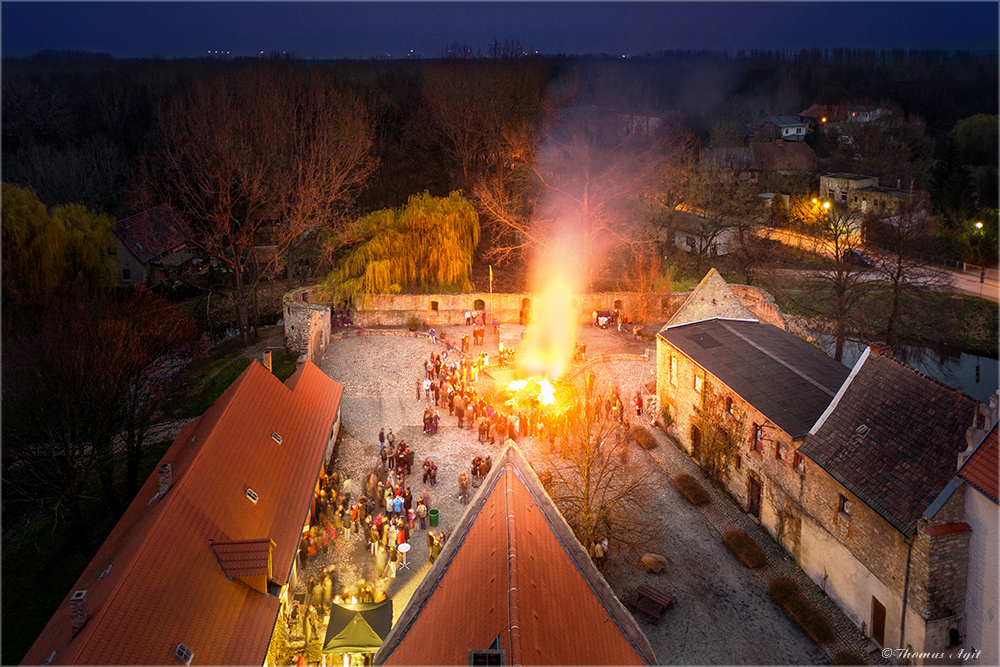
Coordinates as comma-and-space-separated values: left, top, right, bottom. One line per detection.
70, 590, 89, 636
159, 463, 172, 497
263, 350, 273, 373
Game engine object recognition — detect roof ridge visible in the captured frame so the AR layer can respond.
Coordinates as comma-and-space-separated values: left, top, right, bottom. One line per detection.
72, 361, 269, 662
503, 464, 522, 666
808, 347, 871, 435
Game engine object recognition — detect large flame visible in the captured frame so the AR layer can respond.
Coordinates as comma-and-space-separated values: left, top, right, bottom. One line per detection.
507, 377, 556, 406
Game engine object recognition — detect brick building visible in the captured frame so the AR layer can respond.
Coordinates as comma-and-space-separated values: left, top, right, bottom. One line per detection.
112, 203, 194, 287
656, 271, 986, 664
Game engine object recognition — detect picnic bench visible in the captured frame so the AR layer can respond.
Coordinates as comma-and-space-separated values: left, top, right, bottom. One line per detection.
626, 584, 676, 623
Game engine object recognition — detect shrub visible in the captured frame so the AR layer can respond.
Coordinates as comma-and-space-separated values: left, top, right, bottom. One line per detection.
723, 530, 768, 569
832, 650, 864, 665
661, 403, 674, 428
405, 315, 421, 332
629, 425, 658, 450
673, 474, 710, 505
768, 576, 835, 644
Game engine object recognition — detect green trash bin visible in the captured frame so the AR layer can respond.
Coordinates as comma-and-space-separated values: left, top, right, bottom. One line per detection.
429, 508, 439, 527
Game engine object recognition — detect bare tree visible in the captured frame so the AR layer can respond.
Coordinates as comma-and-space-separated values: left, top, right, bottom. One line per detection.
145, 63, 375, 346
623, 247, 665, 331
537, 378, 664, 554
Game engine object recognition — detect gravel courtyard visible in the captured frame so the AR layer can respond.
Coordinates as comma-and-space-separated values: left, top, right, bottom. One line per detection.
308, 323, 847, 665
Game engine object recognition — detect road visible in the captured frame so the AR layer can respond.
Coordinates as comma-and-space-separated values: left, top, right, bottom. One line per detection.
763, 227, 999, 303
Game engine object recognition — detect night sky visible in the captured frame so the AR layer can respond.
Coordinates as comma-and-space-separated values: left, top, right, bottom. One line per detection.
2, 2, 997, 60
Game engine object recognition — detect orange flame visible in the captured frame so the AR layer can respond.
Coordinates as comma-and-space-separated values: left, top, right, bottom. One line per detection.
517, 274, 578, 380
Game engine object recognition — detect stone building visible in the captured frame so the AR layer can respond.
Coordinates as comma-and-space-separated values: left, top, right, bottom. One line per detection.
819, 173, 880, 204
656, 270, 985, 664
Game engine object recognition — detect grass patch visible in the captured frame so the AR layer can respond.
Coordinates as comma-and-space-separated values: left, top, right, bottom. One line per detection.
723, 530, 768, 569
673, 474, 710, 505
629, 425, 658, 450
768, 576, 835, 644
272, 348, 300, 382
832, 650, 864, 665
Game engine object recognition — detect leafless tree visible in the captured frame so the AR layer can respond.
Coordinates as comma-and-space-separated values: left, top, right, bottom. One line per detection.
144, 62, 375, 345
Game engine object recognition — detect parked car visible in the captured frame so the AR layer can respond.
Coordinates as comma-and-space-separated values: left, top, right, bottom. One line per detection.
842, 248, 875, 267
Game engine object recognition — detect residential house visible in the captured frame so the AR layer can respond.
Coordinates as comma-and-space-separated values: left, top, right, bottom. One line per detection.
750, 139, 817, 193
22, 360, 343, 666
112, 204, 194, 287
671, 209, 739, 257
800, 103, 893, 128
819, 173, 880, 204
759, 115, 810, 142
374, 442, 656, 666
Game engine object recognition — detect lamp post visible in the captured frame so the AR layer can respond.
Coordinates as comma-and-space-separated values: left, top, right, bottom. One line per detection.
974, 222, 984, 297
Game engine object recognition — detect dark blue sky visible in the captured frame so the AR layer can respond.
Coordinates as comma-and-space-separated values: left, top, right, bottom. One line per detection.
3, 2, 997, 60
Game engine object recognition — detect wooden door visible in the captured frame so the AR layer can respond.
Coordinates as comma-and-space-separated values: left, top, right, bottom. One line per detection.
748, 473, 762, 518
691, 425, 702, 460
872, 597, 886, 646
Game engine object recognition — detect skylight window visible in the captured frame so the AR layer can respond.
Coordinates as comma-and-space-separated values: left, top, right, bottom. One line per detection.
246, 488, 259, 504
174, 643, 194, 666
271, 432, 282, 445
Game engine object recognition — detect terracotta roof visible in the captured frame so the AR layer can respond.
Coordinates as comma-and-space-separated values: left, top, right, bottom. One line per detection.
23, 360, 344, 666
799, 352, 978, 535
751, 140, 817, 172
375, 442, 655, 666
960, 425, 998, 503
661, 318, 849, 439
662, 269, 758, 329
113, 203, 192, 265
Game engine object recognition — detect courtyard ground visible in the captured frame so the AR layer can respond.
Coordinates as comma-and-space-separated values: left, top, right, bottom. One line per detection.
292, 322, 884, 665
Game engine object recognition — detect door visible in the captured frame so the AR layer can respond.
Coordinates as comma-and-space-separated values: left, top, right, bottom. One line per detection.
690, 426, 702, 460
748, 473, 762, 519
871, 597, 886, 646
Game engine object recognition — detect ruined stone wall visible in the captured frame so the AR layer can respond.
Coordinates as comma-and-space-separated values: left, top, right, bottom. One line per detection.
729, 284, 788, 331
283, 287, 331, 354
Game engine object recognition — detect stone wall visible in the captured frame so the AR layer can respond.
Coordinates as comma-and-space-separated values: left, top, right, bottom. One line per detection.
283, 286, 685, 353
963, 487, 998, 665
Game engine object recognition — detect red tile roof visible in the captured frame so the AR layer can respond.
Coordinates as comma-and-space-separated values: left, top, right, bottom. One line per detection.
376, 442, 655, 665
211, 538, 274, 579
23, 360, 343, 666
960, 425, 998, 503
113, 204, 191, 265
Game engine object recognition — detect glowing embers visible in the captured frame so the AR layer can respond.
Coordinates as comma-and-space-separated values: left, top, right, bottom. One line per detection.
506, 377, 557, 407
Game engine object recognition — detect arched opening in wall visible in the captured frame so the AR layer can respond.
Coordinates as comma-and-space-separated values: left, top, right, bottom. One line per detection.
473, 299, 485, 312
429, 301, 439, 312
662, 298, 671, 313
613, 299, 623, 310
520, 298, 532, 326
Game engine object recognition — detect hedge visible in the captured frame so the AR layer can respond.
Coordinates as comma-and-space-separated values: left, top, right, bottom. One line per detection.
723, 530, 768, 569
673, 474, 710, 505
768, 576, 835, 644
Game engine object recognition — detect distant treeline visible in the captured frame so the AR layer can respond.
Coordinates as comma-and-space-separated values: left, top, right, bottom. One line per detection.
3, 48, 996, 218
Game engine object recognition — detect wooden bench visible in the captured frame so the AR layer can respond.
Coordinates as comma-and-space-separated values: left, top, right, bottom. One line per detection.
626, 584, 676, 623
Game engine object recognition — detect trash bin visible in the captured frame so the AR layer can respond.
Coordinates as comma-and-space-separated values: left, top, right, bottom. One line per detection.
429, 508, 439, 527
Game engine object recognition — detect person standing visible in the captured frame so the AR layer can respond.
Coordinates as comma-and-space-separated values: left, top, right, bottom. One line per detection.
427, 531, 437, 563
416, 500, 428, 530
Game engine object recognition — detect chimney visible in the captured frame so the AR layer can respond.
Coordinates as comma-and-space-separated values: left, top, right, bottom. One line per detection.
868, 343, 892, 357
70, 590, 89, 636
263, 350, 272, 373
159, 463, 172, 497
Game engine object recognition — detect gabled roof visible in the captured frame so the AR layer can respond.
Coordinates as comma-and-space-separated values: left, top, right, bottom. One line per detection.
662, 269, 758, 329
960, 425, 998, 503
763, 115, 808, 127
799, 103, 850, 122
660, 319, 849, 439
375, 442, 655, 666
23, 360, 344, 666
113, 204, 191, 265
799, 352, 978, 535
751, 140, 817, 172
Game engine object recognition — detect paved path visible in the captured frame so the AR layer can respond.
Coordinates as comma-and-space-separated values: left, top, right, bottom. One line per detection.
303, 325, 885, 664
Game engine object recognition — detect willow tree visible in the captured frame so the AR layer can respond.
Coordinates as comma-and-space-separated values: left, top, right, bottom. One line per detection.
320, 191, 479, 303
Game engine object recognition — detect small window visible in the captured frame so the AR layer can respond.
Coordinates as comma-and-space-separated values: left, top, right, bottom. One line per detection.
735, 454, 742, 471
469, 650, 504, 666
670, 357, 678, 386
174, 643, 194, 666
775, 441, 787, 462
122, 268, 132, 281
246, 488, 260, 505
793, 452, 806, 474
726, 397, 734, 416
429, 301, 439, 312
694, 375, 703, 393
752, 423, 764, 454
838, 494, 851, 516
271, 432, 283, 445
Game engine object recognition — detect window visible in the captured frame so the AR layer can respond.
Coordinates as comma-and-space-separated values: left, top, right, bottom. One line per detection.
726, 397, 734, 416
838, 494, 851, 516
793, 452, 806, 474
735, 454, 742, 471
468, 650, 504, 666
694, 375, 703, 393
752, 423, 764, 455
122, 268, 131, 281
246, 488, 260, 505
670, 357, 678, 386
775, 441, 787, 463
429, 301, 439, 312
